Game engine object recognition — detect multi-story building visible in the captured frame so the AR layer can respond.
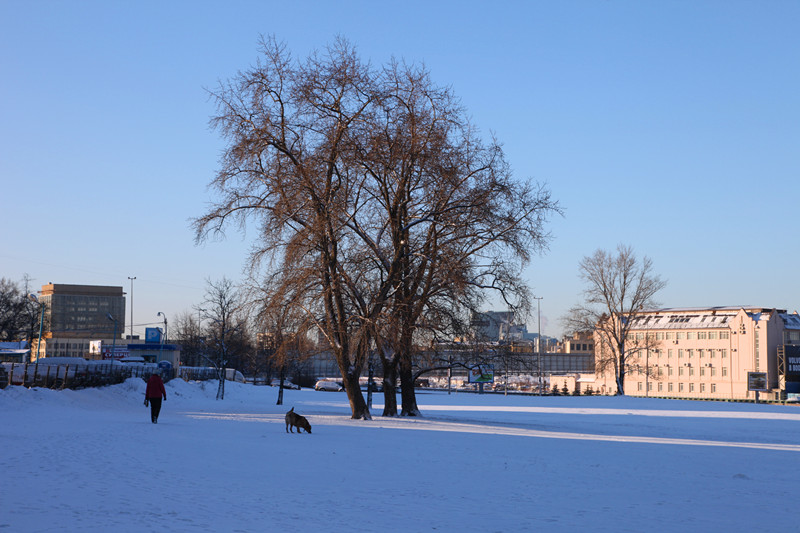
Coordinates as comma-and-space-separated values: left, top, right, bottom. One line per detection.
32, 283, 126, 359
593, 306, 800, 400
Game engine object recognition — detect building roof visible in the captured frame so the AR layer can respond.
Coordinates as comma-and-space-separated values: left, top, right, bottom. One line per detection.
627, 306, 800, 330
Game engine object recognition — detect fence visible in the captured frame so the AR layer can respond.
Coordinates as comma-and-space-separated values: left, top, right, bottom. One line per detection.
0, 362, 174, 391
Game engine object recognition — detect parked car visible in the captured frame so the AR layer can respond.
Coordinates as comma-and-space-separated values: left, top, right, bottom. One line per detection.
315, 380, 344, 391
270, 379, 300, 390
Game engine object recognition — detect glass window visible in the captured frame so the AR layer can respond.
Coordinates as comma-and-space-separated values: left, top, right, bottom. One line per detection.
722, 367, 728, 377
666, 332, 674, 340
679, 383, 684, 392
708, 332, 717, 340
720, 331, 730, 339
677, 332, 685, 340
689, 383, 695, 392
711, 384, 716, 393
669, 383, 674, 392
687, 332, 695, 340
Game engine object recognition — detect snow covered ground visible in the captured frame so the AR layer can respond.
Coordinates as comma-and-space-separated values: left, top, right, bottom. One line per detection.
3, 379, 800, 532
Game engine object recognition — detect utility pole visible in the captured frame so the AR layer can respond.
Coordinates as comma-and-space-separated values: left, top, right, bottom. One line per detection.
127, 276, 136, 338
534, 296, 543, 395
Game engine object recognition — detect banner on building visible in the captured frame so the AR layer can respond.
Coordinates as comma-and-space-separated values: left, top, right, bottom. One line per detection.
468, 364, 494, 383
89, 340, 102, 355
102, 346, 130, 360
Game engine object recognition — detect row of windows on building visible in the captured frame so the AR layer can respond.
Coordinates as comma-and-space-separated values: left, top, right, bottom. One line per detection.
630, 331, 731, 341
637, 381, 721, 394
640, 348, 728, 359
629, 365, 729, 378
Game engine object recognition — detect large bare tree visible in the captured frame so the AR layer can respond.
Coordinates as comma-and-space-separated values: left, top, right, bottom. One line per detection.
562, 244, 666, 395
195, 36, 559, 418
194, 36, 378, 418
352, 61, 559, 415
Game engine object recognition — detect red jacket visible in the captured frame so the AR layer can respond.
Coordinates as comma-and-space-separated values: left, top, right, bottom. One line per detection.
145, 375, 166, 400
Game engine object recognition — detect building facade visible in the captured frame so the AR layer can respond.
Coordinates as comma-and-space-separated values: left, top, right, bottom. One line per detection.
594, 306, 800, 401
32, 283, 126, 359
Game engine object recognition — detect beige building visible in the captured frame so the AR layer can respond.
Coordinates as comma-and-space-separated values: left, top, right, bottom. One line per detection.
31, 283, 126, 360
594, 306, 800, 401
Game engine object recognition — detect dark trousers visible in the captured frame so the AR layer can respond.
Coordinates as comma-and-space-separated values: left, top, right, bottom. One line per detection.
149, 398, 162, 423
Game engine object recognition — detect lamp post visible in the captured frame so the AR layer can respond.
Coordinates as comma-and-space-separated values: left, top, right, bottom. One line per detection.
28, 294, 45, 361
106, 313, 117, 361
534, 296, 543, 395
127, 276, 136, 339
157, 311, 168, 364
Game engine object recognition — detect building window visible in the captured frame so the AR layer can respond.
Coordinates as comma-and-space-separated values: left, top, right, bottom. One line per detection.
678, 349, 684, 359
722, 367, 728, 377
666, 332, 674, 340
668, 367, 674, 376
679, 383, 684, 392
668, 383, 674, 392
679, 367, 684, 376
648, 382, 653, 391
720, 331, 730, 340
711, 367, 716, 377
700, 383, 705, 393
687, 332, 695, 340
658, 382, 663, 392
638, 382, 643, 392
677, 332, 685, 340
708, 332, 717, 340
698, 332, 707, 340
700, 367, 705, 377
656, 332, 664, 340
689, 383, 695, 392
711, 384, 716, 393
689, 367, 694, 376
668, 349, 674, 358
698, 349, 704, 358
687, 349, 694, 358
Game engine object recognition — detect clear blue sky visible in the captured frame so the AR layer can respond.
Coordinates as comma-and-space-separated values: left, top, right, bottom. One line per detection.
2, 1, 798, 338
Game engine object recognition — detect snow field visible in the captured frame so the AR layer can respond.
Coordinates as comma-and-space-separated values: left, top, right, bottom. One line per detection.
2, 379, 799, 532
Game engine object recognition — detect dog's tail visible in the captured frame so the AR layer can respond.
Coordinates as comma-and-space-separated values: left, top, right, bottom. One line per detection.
289, 407, 294, 413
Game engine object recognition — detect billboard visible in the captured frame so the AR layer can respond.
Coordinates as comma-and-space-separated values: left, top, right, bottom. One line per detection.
781, 344, 800, 394
102, 346, 130, 360
747, 372, 768, 392
468, 364, 494, 383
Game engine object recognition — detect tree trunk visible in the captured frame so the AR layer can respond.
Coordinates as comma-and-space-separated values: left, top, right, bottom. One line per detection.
381, 364, 399, 417
399, 354, 420, 417
343, 372, 371, 420
616, 347, 625, 395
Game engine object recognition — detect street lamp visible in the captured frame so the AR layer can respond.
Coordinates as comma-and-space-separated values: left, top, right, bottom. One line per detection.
127, 276, 136, 338
157, 311, 168, 364
106, 313, 118, 361
534, 296, 543, 395
28, 294, 45, 361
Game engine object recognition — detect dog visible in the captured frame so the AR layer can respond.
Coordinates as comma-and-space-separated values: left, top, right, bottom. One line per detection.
285, 407, 312, 434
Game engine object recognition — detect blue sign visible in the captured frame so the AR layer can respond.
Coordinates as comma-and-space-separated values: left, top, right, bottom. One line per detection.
145, 328, 162, 344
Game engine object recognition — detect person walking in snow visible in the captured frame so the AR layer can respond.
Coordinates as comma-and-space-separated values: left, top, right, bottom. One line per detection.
144, 373, 167, 424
